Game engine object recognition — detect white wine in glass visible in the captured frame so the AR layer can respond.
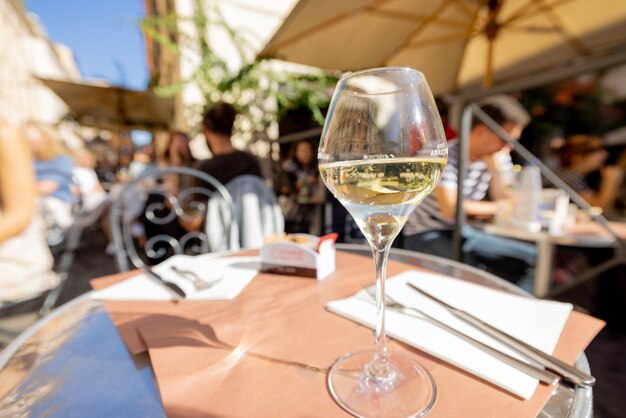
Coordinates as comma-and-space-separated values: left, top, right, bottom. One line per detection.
319, 67, 447, 418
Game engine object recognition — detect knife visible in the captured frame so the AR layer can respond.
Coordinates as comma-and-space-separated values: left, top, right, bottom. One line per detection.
142, 267, 186, 299
407, 282, 595, 387
380, 298, 560, 385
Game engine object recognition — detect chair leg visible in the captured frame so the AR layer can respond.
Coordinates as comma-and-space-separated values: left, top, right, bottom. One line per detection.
40, 220, 85, 315
39, 273, 67, 317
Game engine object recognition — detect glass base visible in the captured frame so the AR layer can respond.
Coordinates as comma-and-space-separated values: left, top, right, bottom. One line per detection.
327, 349, 436, 418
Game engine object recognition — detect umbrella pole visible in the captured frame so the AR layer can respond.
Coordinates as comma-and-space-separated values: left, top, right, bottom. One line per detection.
484, 38, 494, 88
452, 104, 473, 262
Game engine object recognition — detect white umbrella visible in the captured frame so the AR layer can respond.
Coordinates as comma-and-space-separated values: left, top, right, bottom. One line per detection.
260, 0, 626, 96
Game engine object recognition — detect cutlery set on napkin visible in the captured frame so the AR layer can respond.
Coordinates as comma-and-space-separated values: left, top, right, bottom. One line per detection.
90, 253, 261, 301
327, 270, 596, 399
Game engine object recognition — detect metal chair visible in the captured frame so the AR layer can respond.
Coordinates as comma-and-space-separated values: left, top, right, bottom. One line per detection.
40, 193, 85, 315
110, 166, 235, 272
224, 175, 284, 249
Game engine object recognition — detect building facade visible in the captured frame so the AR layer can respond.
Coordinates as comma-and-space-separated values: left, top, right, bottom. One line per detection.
0, 0, 80, 125
143, 0, 304, 160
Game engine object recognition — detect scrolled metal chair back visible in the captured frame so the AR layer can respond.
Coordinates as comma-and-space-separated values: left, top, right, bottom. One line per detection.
110, 166, 235, 271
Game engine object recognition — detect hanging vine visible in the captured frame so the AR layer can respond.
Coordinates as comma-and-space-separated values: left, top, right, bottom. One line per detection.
140, 1, 338, 149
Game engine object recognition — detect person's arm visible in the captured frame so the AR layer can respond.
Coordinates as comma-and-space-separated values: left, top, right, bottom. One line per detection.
177, 212, 204, 232
485, 150, 514, 200
567, 183, 602, 208
37, 179, 60, 196
578, 190, 599, 206
436, 186, 499, 221
564, 220, 626, 239
464, 200, 499, 217
36, 155, 74, 197
556, 168, 600, 208
176, 160, 209, 232
596, 165, 624, 212
0, 123, 37, 242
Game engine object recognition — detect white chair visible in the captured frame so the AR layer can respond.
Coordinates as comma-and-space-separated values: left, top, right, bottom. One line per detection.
110, 166, 235, 271
223, 175, 285, 249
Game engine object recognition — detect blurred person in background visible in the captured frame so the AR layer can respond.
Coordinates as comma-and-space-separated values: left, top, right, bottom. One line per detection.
479, 95, 528, 201
128, 143, 156, 179
183, 101, 263, 220
555, 135, 623, 214
24, 122, 76, 240
554, 136, 626, 332
161, 131, 195, 169
603, 145, 626, 217
159, 131, 196, 195
403, 97, 536, 290
277, 139, 325, 234
403, 97, 530, 255
435, 96, 457, 141
72, 148, 109, 227
196, 101, 262, 185
0, 122, 58, 302
133, 131, 198, 261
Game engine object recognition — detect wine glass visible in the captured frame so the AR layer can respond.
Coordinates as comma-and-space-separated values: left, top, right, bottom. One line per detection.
318, 67, 447, 418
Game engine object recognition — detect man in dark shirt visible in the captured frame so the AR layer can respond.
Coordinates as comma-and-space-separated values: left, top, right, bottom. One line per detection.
181, 101, 263, 233
195, 101, 262, 185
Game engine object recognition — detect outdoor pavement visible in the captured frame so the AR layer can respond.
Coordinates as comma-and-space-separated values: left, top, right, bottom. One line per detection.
1, 226, 624, 418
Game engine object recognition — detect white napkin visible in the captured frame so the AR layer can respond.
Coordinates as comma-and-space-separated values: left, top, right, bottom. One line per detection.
90, 254, 260, 301
326, 270, 572, 400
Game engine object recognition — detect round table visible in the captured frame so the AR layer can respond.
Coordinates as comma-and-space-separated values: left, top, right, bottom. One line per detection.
0, 245, 593, 417
476, 223, 618, 297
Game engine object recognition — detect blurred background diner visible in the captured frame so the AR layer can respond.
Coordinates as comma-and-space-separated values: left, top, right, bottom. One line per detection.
277, 139, 326, 235
403, 96, 537, 291
24, 121, 76, 243
0, 122, 59, 304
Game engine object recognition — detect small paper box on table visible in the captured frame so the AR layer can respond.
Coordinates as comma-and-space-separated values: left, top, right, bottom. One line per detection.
260, 233, 336, 279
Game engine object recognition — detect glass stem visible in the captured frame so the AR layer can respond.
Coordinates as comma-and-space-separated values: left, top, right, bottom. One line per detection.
371, 245, 392, 379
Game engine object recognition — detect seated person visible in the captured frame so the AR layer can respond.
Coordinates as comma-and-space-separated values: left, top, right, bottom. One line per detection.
139, 132, 195, 253
128, 143, 156, 179
605, 145, 626, 213
24, 123, 75, 238
0, 122, 58, 303
158, 131, 196, 194
277, 140, 325, 234
162, 131, 195, 169
556, 135, 623, 215
147, 102, 265, 251
435, 96, 457, 141
112, 132, 198, 261
73, 148, 108, 216
195, 101, 262, 185
403, 96, 537, 290
554, 137, 626, 330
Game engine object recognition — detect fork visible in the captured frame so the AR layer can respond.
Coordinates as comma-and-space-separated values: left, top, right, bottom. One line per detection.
363, 286, 560, 385
170, 266, 222, 291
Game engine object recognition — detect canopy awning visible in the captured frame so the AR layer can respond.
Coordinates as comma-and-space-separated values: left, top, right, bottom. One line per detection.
38, 77, 174, 131
260, 0, 626, 97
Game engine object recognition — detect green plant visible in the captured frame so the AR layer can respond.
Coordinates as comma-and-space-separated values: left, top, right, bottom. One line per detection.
140, 0, 338, 147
